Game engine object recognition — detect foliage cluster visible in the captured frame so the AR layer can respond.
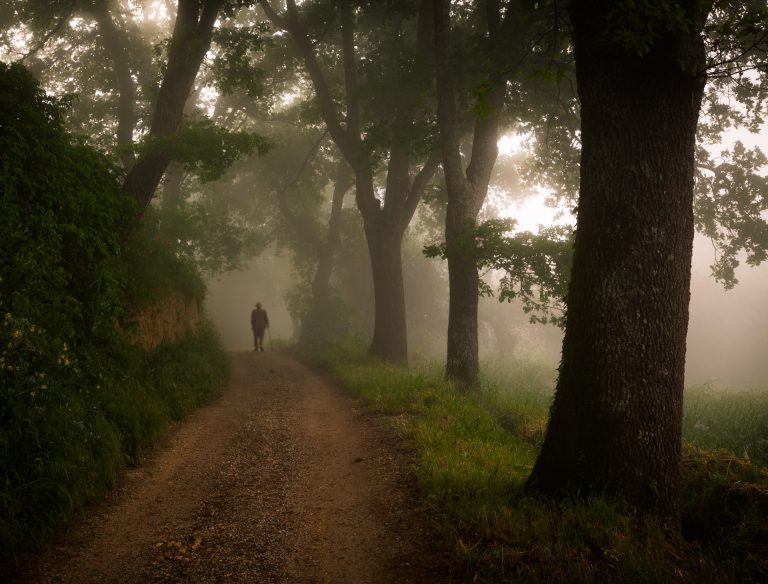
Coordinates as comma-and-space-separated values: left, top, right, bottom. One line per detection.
424, 219, 573, 326
121, 201, 268, 306
299, 342, 768, 583
0, 63, 229, 566
695, 142, 768, 288
135, 118, 272, 184
211, 22, 273, 98
0, 323, 228, 567
284, 280, 356, 342
0, 62, 133, 341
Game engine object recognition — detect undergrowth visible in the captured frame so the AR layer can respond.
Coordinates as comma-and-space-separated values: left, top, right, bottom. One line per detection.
300, 342, 768, 583
0, 324, 229, 567
0, 63, 230, 569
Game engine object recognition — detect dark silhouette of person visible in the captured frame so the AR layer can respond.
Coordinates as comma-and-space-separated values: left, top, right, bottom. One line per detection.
250, 302, 270, 352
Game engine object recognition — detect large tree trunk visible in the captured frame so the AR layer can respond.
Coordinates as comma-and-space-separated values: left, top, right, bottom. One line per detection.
366, 221, 408, 364
526, 0, 708, 515
122, 0, 222, 212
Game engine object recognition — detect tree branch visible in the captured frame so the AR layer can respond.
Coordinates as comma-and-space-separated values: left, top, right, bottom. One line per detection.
259, 0, 358, 164
89, 0, 136, 170
274, 130, 330, 250
341, 0, 361, 140
433, 0, 468, 192
403, 150, 441, 226
18, 0, 77, 63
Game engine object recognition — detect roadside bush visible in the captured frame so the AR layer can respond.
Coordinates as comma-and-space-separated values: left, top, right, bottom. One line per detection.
0, 63, 229, 567
0, 63, 133, 341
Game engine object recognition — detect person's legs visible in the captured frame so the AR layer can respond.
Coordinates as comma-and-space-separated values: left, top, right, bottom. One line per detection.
254, 328, 265, 351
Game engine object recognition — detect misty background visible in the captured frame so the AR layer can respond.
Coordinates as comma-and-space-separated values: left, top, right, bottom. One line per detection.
206, 185, 768, 392
4, 0, 759, 392
206, 115, 768, 391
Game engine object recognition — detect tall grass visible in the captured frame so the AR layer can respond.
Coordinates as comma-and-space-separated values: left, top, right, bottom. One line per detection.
683, 383, 768, 466
300, 342, 768, 583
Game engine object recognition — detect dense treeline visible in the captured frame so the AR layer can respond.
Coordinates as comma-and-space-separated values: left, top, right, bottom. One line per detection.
0, 63, 228, 566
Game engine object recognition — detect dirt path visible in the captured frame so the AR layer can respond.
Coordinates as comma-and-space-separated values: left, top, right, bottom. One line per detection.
18, 350, 450, 583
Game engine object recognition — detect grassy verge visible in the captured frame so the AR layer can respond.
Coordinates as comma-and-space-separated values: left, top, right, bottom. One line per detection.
300, 342, 768, 583
683, 383, 768, 466
0, 322, 229, 568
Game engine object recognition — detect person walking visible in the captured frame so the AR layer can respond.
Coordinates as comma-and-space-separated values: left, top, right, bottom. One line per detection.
250, 302, 270, 352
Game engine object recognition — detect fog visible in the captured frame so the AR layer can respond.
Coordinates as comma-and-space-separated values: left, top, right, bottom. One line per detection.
687, 235, 768, 389
2, 0, 761, 392
206, 253, 296, 350
204, 124, 768, 390
206, 225, 768, 391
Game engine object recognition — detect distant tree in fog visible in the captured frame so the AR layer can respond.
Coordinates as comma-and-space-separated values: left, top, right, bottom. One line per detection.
432, 0, 526, 390
259, 0, 440, 364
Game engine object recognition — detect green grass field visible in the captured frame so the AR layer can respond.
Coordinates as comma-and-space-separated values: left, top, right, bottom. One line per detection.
301, 342, 768, 583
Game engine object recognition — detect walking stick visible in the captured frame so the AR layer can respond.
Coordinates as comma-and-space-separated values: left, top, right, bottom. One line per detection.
267, 327, 273, 351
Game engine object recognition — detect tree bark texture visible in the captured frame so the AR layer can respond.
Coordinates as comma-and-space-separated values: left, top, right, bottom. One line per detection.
122, 0, 223, 212
526, 0, 708, 515
366, 218, 409, 363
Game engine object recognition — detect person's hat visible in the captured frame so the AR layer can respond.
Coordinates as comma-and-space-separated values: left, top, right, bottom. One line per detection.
256, 302, 262, 308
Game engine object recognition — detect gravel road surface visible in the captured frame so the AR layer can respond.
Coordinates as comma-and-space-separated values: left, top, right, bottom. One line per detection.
17, 350, 450, 583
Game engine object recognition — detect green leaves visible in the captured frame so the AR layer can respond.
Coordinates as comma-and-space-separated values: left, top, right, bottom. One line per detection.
211, 23, 273, 97
695, 141, 768, 288
0, 62, 134, 338
705, 0, 768, 79
600, 0, 691, 56
135, 118, 272, 183
425, 219, 573, 326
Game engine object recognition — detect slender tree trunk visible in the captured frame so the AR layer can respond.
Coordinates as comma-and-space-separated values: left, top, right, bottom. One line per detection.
310, 161, 351, 301
433, 0, 508, 389
526, 0, 708, 515
89, 0, 136, 170
301, 160, 352, 345
122, 0, 222, 212
488, 316, 518, 358
445, 237, 481, 386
